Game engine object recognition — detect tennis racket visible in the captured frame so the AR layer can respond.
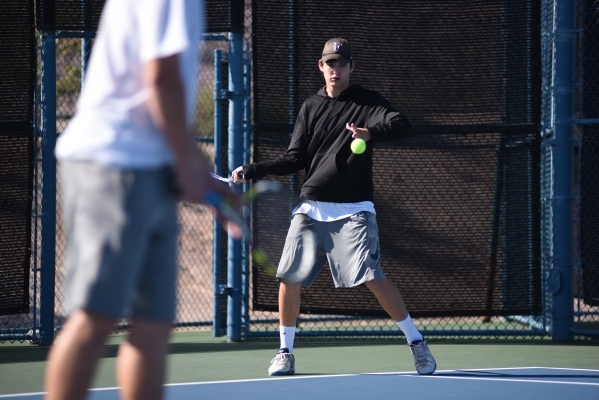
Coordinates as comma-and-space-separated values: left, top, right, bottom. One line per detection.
205, 172, 285, 277
209, 172, 283, 200
210, 172, 236, 185
205, 171, 284, 235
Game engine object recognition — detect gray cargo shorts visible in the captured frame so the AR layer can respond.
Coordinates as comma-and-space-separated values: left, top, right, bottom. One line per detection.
276, 212, 386, 288
60, 160, 179, 323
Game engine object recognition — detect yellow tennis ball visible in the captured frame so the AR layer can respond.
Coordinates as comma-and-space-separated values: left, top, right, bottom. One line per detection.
351, 138, 366, 154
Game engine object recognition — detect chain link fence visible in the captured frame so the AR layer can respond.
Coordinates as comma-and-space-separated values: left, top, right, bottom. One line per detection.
575, 0, 599, 337
51, 35, 234, 333
0, 5, 248, 341
539, 0, 599, 341
247, 0, 545, 341
245, 0, 599, 342
2, 0, 598, 344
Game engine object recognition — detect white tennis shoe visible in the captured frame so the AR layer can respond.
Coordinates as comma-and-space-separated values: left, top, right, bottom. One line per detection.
408, 339, 436, 375
268, 348, 295, 376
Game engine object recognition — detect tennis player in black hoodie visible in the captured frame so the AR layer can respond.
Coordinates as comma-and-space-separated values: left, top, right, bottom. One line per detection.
232, 38, 436, 376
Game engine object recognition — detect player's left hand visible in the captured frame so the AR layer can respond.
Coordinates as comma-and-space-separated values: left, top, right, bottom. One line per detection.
346, 122, 371, 141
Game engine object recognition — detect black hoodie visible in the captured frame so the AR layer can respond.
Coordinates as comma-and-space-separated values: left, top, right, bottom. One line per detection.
243, 83, 412, 203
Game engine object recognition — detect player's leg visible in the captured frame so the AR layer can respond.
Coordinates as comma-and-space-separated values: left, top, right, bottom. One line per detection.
48, 162, 178, 398
45, 162, 142, 399
269, 214, 326, 375
45, 310, 117, 400
364, 278, 423, 342
117, 167, 178, 398
364, 278, 408, 321
267, 281, 301, 375
117, 319, 171, 400
365, 279, 436, 374
278, 280, 301, 347
328, 212, 436, 375
279, 281, 301, 327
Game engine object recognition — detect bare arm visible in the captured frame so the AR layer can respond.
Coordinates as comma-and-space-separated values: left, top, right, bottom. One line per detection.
143, 54, 242, 236
143, 54, 207, 202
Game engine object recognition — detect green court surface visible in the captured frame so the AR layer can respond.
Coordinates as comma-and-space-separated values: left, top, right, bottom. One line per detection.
1, 331, 598, 396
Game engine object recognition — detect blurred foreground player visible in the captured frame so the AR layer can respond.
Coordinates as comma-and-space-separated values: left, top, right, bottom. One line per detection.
44, 1, 240, 399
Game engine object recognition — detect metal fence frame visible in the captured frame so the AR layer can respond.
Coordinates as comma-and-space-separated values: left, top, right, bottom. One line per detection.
539, 0, 599, 341
2, 0, 598, 345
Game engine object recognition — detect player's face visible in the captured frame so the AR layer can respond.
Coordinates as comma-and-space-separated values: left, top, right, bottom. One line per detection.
319, 58, 353, 93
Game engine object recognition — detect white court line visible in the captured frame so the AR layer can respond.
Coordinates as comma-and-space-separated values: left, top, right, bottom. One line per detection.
0, 373, 365, 398
165, 372, 365, 386
2, 367, 598, 398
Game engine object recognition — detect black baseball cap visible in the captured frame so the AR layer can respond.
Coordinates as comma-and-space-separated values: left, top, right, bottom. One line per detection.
321, 38, 353, 63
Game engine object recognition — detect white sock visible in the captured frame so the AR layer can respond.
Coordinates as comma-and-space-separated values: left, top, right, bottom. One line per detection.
396, 315, 423, 344
279, 326, 296, 353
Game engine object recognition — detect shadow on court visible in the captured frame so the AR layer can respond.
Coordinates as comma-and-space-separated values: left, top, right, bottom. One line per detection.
435, 370, 599, 380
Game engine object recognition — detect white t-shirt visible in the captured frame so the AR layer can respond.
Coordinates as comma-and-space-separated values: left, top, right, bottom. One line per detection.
292, 200, 376, 222
55, 0, 202, 169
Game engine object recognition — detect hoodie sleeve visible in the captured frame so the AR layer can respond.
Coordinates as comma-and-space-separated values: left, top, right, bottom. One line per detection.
365, 92, 412, 142
242, 104, 308, 180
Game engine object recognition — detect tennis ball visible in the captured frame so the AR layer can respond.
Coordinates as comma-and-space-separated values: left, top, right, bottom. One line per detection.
351, 138, 366, 154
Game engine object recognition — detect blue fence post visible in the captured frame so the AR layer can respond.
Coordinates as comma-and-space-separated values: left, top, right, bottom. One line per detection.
550, 0, 576, 341
81, 39, 92, 80
227, 31, 244, 342
241, 44, 252, 338
39, 30, 57, 346
213, 49, 225, 337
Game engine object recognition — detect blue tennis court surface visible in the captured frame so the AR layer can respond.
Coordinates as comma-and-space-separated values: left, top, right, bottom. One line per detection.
2, 367, 598, 399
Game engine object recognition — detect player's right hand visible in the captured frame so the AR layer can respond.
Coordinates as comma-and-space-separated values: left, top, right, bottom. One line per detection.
231, 166, 246, 185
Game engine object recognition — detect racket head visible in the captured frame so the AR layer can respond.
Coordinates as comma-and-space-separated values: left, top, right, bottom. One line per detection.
245, 180, 284, 200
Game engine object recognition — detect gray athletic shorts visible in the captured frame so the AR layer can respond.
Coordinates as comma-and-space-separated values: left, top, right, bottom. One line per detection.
60, 160, 179, 323
276, 212, 386, 288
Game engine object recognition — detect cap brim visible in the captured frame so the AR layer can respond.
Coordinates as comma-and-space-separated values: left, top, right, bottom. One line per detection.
321, 54, 350, 63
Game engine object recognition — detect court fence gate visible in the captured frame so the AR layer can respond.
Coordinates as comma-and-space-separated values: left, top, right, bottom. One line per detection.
0, 0, 597, 345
